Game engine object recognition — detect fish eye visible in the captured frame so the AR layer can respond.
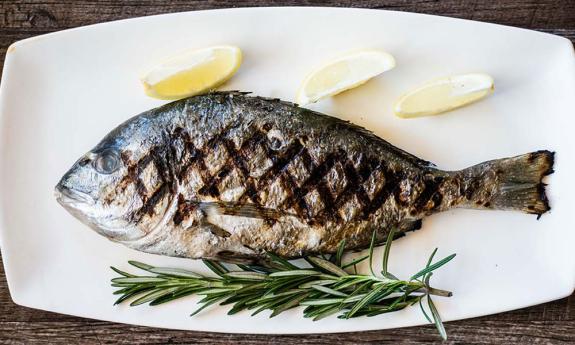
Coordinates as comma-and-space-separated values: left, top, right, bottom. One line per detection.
93, 150, 121, 174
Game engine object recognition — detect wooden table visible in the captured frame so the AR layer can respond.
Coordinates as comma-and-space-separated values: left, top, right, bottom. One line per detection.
0, 1, 573, 344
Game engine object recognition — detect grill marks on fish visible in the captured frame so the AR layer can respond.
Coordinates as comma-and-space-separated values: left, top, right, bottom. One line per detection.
340, 160, 372, 217
362, 165, 400, 218
225, 131, 264, 204
413, 174, 446, 212
173, 196, 197, 226
117, 119, 453, 237
280, 150, 340, 221
136, 122, 447, 231
116, 148, 171, 222
197, 128, 371, 226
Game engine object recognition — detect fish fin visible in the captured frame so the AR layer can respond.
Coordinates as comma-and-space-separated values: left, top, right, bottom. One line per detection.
199, 201, 292, 220
213, 251, 258, 264
213, 246, 269, 264
303, 109, 435, 167
200, 222, 232, 238
208, 90, 252, 97
252, 95, 299, 108
398, 218, 423, 233
462, 150, 554, 216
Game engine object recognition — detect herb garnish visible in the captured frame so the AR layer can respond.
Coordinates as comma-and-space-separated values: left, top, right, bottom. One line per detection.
111, 229, 455, 339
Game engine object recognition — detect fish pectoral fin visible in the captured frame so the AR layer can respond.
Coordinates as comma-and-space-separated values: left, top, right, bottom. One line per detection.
213, 250, 260, 264
398, 218, 423, 233
199, 201, 291, 220
200, 221, 232, 238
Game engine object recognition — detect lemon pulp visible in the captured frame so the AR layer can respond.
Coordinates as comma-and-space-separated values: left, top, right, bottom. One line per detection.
394, 73, 494, 118
141, 46, 242, 100
296, 50, 396, 105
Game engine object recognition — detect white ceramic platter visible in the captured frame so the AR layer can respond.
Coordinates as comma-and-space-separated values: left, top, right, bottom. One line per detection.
1, 7, 574, 334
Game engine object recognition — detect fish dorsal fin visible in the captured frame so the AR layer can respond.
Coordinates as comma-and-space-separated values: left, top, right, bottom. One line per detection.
310, 111, 436, 168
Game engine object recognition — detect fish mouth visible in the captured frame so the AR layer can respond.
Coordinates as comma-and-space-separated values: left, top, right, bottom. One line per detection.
55, 184, 95, 205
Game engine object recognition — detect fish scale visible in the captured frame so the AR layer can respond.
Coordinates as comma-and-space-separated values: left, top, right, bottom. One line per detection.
55, 92, 554, 262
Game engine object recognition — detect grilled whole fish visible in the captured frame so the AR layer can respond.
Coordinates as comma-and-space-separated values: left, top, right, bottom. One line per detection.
55, 92, 554, 263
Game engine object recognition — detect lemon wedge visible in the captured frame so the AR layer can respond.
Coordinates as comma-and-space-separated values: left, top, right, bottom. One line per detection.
394, 73, 494, 118
296, 50, 396, 105
141, 45, 242, 100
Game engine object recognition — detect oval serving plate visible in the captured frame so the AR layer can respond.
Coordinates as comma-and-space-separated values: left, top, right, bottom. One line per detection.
0, 7, 574, 334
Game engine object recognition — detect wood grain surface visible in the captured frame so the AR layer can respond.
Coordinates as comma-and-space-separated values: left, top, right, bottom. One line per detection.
0, 1, 574, 344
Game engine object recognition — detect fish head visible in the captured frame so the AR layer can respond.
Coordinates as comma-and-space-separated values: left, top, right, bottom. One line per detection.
55, 111, 173, 242
55, 145, 146, 241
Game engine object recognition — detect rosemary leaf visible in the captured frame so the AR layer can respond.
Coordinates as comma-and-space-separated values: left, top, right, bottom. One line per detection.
110, 266, 136, 278
251, 294, 298, 316
198, 287, 242, 295
227, 297, 253, 315
310, 285, 348, 297
303, 303, 330, 317
248, 290, 304, 305
111, 277, 167, 284
231, 283, 267, 295
113, 285, 156, 305
342, 293, 367, 304
340, 254, 369, 269
381, 228, 396, 276
428, 295, 447, 340
410, 254, 456, 281
111, 283, 134, 288
332, 276, 373, 291
130, 287, 180, 306
250, 300, 279, 316
423, 247, 439, 282
346, 284, 386, 318
150, 286, 203, 305
267, 253, 299, 270
312, 305, 342, 321
381, 272, 399, 280
419, 298, 433, 323
300, 298, 344, 306
424, 272, 433, 287
335, 240, 346, 267
426, 248, 439, 268
149, 267, 202, 279
298, 280, 336, 289
270, 292, 310, 318
202, 260, 229, 276
128, 261, 154, 271
269, 270, 321, 277
307, 257, 348, 277
368, 230, 377, 276
190, 295, 228, 316
225, 271, 268, 281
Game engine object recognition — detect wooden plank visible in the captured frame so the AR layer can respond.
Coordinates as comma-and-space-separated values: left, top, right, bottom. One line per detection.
0, 0, 575, 29
0, 311, 572, 344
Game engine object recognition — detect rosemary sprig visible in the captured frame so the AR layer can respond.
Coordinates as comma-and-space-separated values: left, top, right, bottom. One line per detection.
111, 229, 455, 340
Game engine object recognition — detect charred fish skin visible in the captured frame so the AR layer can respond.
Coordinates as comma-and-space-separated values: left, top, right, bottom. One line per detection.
55, 92, 554, 263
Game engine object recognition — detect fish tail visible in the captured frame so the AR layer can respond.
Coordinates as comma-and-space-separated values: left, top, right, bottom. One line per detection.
459, 150, 554, 216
